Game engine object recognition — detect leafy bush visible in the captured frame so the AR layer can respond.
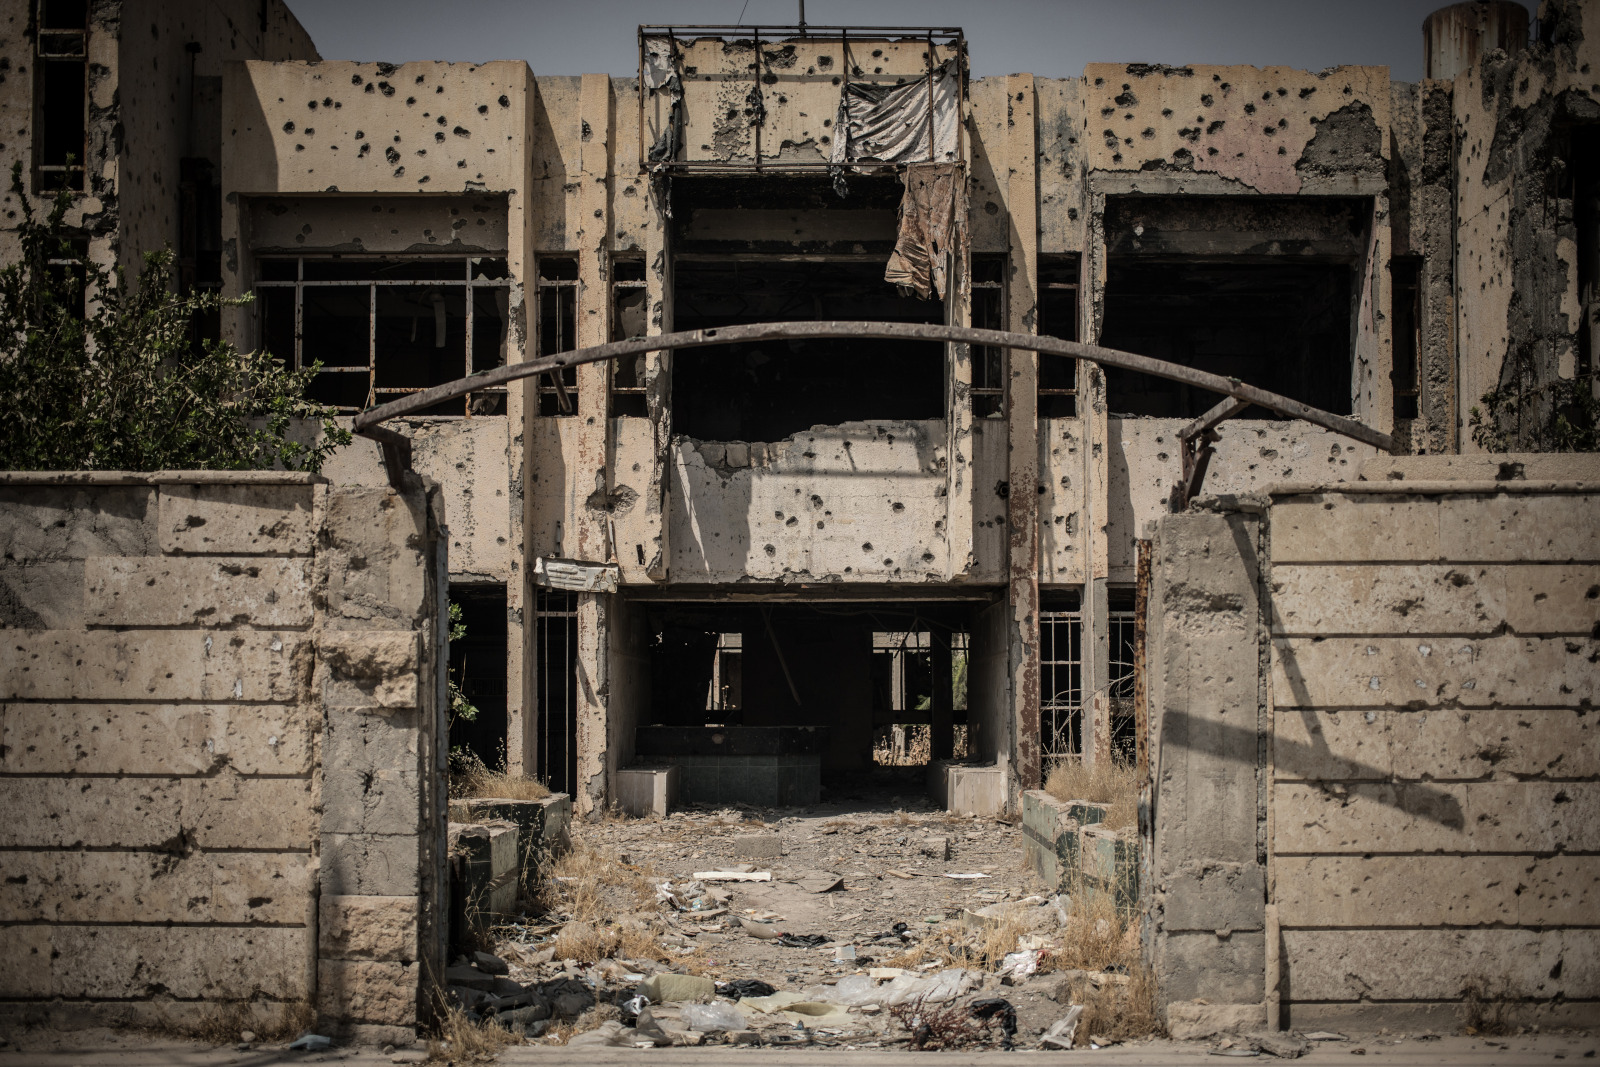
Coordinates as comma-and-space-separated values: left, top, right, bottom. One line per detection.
0, 163, 348, 472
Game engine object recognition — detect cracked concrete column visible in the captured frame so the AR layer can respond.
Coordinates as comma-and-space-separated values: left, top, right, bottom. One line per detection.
1005, 72, 1041, 807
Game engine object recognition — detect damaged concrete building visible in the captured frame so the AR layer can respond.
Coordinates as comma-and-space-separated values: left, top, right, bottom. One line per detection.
1, 0, 1598, 1039
2, 0, 1593, 812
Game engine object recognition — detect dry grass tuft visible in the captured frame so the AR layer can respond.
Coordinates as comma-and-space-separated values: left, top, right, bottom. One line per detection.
449, 749, 550, 801
1462, 977, 1515, 1036
1040, 879, 1135, 973
1044, 757, 1140, 830
427, 1000, 521, 1062
1059, 962, 1161, 1045
544, 1003, 620, 1046
147, 999, 313, 1046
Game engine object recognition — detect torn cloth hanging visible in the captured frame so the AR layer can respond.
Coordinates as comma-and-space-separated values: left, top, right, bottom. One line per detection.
885, 162, 967, 300
830, 58, 960, 165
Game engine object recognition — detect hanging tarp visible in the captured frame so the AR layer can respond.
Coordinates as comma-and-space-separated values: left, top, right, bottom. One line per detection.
642, 36, 682, 166
884, 162, 967, 300
830, 59, 960, 166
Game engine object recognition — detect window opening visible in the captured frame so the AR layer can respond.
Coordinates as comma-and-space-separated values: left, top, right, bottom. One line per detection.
535, 589, 579, 795
970, 254, 1006, 418
253, 255, 510, 416
1570, 126, 1600, 382
1391, 257, 1422, 421
1040, 600, 1083, 762
672, 257, 945, 440
34, 0, 87, 194
448, 587, 509, 771
1101, 259, 1353, 418
537, 255, 579, 417
705, 632, 742, 712
610, 255, 649, 417
1038, 255, 1080, 417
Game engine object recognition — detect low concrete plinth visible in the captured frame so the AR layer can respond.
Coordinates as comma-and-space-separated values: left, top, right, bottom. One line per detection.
616, 766, 678, 817
448, 793, 572, 877
1021, 789, 1139, 908
670, 754, 821, 806
448, 819, 519, 944
928, 760, 1006, 816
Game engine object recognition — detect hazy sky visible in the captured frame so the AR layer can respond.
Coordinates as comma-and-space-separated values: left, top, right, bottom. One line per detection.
284, 0, 1538, 83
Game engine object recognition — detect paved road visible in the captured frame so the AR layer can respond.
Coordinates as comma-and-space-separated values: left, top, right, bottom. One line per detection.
1, 1033, 1594, 1066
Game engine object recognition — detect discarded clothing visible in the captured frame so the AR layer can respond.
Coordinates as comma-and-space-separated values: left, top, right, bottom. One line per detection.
884, 162, 967, 300
776, 932, 830, 948
970, 996, 1018, 1050
718, 979, 776, 1000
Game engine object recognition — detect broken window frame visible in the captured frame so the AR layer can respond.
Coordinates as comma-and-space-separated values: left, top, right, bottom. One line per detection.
1038, 254, 1080, 418
253, 254, 511, 417
536, 254, 580, 417
33, 0, 88, 194
970, 254, 1006, 419
608, 254, 649, 418
1039, 606, 1084, 761
706, 632, 742, 713
1391, 256, 1422, 422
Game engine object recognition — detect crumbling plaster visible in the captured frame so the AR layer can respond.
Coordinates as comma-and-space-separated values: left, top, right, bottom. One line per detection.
1452, 0, 1600, 451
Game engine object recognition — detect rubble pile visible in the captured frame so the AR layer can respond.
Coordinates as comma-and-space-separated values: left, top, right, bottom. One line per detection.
440, 802, 1159, 1050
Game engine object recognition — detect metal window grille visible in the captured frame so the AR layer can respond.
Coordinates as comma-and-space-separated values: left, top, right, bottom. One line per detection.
34, 0, 88, 193
970, 254, 1006, 419
1040, 609, 1083, 759
253, 255, 512, 416
706, 632, 742, 712
534, 589, 578, 794
1392, 257, 1422, 421
609, 255, 649, 417
537, 255, 579, 416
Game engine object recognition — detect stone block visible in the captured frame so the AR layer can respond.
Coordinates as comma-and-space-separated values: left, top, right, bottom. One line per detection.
322, 711, 422, 836
316, 631, 420, 709
1276, 854, 1600, 928
319, 895, 418, 962
1273, 708, 1392, 780
1500, 564, 1600, 633
1390, 708, 1599, 780
1436, 493, 1600, 562
0, 485, 155, 561
1283, 928, 1600, 1001
1160, 862, 1266, 933
733, 833, 784, 859
0, 776, 316, 849
1164, 1000, 1267, 1042
448, 794, 571, 876
616, 766, 676, 818
319, 486, 433, 630
931, 761, 1006, 816
318, 959, 418, 1026
1272, 634, 1597, 708
1157, 929, 1267, 1004
321, 833, 421, 896
1271, 495, 1438, 563
0, 925, 312, 999
0, 630, 309, 702
1079, 824, 1141, 910
1273, 781, 1600, 854
0, 561, 85, 629
0, 703, 313, 775
157, 483, 315, 555
85, 556, 313, 628
0, 850, 313, 924
451, 820, 520, 924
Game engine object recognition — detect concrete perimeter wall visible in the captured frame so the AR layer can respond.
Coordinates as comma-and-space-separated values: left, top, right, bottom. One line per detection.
1267, 475, 1600, 1031
1147, 457, 1600, 1036
0, 472, 447, 1044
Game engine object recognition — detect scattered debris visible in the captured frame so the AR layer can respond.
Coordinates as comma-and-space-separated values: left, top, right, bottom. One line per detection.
1039, 1005, 1084, 1049
694, 870, 772, 882
287, 1033, 332, 1051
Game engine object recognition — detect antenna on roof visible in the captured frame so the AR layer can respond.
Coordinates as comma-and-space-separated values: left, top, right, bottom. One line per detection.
798, 0, 806, 34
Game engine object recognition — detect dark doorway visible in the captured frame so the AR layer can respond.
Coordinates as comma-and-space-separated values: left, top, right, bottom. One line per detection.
448, 585, 508, 768
1100, 259, 1353, 418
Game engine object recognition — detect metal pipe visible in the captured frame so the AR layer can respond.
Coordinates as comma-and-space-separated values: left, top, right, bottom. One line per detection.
351, 320, 1397, 453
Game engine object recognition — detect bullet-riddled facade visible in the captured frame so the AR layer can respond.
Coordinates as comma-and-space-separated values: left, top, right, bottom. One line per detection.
5, 0, 1595, 819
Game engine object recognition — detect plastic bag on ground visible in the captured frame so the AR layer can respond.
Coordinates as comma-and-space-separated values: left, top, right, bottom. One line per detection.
718, 978, 776, 1000
828, 974, 880, 1006
639, 972, 715, 1003
999, 949, 1040, 979
880, 967, 976, 1007
679, 1001, 749, 1032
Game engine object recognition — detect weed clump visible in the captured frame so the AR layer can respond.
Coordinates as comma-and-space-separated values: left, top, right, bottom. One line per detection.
1044, 757, 1140, 830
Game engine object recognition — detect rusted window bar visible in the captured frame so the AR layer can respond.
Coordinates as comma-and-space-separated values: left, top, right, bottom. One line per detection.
352, 320, 1395, 486
752, 26, 762, 171
925, 30, 936, 163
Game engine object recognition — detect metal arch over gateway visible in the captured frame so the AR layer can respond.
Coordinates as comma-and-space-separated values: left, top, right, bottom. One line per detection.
351, 320, 1396, 500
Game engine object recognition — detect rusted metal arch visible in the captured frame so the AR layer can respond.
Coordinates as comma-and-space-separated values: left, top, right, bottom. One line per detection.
352, 320, 1395, 493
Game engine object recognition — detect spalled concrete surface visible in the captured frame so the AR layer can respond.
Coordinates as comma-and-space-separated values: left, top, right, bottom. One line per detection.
0, 474, 448, 1041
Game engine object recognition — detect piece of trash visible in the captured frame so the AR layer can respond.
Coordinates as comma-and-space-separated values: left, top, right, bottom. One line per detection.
679, 1001, 749, 1032
777, 932, 830, 948
834, 945, 858, 962
944, 872, 990, 879
622, 995, 650, 1016
639, 972, 715, 1003
471, 951, 509, 975
1039, 1005, 1083, 1050
1210, 1049, 1262, 1058
1249, 1032, 1312, 1059
741, 918, 781, 939
999, 949, 1040, 980
693, 870, 771, 882
718, 979, 776, 1000
288, 1033, 332, 1051
1305, 1032, 1347, 1041
886, 869, 913, 879
797, 872, 844, 893
970, 997, 1018, 1050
